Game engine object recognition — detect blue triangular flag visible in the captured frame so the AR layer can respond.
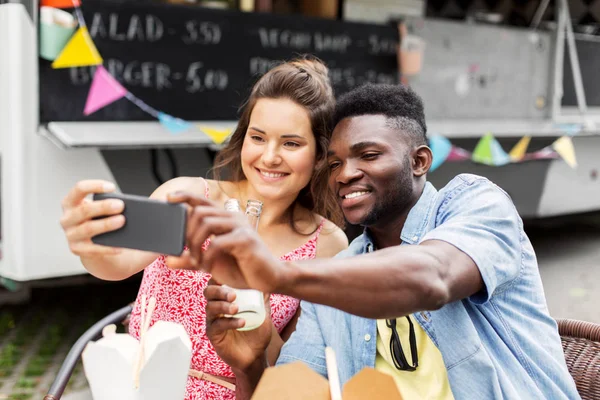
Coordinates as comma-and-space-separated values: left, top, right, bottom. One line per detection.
428, 135, 452, 172
490, 138, 511, 166
158, 112, 191, 134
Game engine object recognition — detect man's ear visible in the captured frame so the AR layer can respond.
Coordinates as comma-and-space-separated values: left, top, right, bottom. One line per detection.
413, 145, 432, 177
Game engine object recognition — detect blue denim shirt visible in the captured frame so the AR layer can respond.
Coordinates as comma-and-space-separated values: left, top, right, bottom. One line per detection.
278, 174, 580, 399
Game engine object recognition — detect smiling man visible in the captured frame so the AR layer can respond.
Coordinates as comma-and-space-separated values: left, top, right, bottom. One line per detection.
183, 83, 579, 400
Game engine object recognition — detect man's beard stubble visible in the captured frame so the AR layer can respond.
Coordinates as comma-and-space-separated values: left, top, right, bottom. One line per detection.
360, 163, 414, 228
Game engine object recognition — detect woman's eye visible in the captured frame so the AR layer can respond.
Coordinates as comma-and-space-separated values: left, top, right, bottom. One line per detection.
250, 135, 265, 142
284, 142, 301, 148
328, 162, 341, 170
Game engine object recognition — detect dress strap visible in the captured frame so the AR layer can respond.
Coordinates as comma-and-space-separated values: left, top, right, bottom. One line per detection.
199, 177, 210, 199
314, 218, 326, 237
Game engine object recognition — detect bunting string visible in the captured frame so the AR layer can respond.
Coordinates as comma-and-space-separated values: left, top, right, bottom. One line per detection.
41, 1, 581, 165
428, 133, 576, 171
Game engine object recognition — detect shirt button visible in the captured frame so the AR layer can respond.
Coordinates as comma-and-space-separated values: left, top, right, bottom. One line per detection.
412, 235, 418, 241
364, 334, 371, 342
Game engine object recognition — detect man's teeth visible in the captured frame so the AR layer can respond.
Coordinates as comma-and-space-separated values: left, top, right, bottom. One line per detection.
344, 191, 369, 199
261, 171, 286, 178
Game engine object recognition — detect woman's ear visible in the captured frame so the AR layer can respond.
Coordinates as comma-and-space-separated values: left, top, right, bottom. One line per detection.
413, 145, 433, 177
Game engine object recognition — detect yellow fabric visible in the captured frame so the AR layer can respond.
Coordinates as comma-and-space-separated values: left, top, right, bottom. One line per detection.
375, 316, 454, 400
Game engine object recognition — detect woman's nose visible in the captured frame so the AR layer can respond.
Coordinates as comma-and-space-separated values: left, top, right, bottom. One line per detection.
261, 145, 282, 166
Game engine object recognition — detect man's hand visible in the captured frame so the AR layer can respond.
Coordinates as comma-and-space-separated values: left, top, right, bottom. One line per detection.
204, 284, 271, 372
167, 191, 287, 293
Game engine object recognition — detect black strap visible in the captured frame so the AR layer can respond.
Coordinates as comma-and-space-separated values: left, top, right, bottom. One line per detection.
386, 316, 418, 371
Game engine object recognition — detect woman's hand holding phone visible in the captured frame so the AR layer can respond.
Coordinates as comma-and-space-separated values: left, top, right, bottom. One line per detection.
60, 179, 126, 258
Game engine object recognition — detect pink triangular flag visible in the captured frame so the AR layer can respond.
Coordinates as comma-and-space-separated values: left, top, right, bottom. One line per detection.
446, 146, 471, 161
84, 66, 127, 115
521, 146, 559, 162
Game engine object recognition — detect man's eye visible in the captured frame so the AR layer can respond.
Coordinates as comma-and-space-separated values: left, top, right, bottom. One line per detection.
362, 153, 379, 160
328, 162, 341, 170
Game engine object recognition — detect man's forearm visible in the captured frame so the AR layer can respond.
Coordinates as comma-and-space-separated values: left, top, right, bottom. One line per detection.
277, 245, 450, 319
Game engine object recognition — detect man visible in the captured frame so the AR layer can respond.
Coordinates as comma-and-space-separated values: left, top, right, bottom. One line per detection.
175, 83, 579, 399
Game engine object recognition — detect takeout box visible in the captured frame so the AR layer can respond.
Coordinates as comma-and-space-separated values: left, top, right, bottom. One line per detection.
82, 320, 192, 400
251, 360, 403, 400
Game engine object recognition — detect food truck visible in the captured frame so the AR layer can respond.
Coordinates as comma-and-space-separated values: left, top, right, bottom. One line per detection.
1, 0, 599, 293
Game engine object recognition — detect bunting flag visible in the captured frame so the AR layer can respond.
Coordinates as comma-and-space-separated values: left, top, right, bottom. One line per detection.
472, 134, 494, 165
522, 147, 559, 161
552, 136, 577, 168
489, 138, 511, 166
428, 135, 452, 172
41, 0, 81, 7
158, 113, 192, 134
52, 27, 103, 69
198, 126, 233, 145
446, 146, 472, 161
84, 66, 127, 115
472, 133, 510, 166
509, 136, 531, 161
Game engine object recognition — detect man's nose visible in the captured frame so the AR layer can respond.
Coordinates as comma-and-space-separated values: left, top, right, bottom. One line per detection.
336, 161, 363, 184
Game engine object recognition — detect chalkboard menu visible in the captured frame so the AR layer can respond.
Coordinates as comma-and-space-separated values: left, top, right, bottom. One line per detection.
39, 0, 399, 122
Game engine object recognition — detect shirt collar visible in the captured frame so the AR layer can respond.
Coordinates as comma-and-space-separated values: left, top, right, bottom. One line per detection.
400, 181, 437, 245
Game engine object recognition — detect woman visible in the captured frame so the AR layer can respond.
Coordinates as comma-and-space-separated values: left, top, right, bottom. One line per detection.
59, 57, 348, 399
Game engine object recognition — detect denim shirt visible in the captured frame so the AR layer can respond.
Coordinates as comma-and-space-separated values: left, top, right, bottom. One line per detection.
278, 174, 580, 400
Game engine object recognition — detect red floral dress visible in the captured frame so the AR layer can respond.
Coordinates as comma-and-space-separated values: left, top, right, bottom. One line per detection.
129, 185, 324, 400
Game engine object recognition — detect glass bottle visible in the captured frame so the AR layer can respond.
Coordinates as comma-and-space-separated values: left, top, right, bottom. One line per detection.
224, 198, 242, 212
222, 198, 266, 331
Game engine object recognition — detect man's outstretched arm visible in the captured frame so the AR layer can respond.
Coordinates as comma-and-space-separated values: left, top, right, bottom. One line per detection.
181, 179, 521, 319
277, 239, 483, 319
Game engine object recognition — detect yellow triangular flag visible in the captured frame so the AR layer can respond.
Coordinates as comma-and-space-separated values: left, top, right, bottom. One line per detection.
552, 136, 577, 168
199, 126, 232, 145
509, 136, 531, 161
52, 27, 103, 69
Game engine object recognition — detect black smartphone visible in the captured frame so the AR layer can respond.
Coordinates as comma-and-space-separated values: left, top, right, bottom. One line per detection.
91, 192, 187, 256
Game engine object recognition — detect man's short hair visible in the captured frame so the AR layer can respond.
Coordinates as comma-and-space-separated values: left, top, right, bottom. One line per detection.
333, 83, 428, 146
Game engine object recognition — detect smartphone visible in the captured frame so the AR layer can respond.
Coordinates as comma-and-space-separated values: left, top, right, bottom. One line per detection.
91, 192, 187, 256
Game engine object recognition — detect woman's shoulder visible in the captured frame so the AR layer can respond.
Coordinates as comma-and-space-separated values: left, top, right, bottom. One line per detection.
314, 216, 349, 258
204, 179, 237, 203
149, 177, 234, 202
